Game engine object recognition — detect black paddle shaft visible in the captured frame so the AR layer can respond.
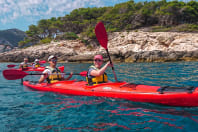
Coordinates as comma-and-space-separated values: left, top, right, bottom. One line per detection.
106, 49, 114, 70
106, 49, 118, 82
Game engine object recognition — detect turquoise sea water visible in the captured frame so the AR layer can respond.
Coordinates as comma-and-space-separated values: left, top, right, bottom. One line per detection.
1, 62, 198, 132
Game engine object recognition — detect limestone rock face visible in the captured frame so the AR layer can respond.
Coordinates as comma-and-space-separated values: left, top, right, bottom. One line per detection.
107, 31, 198, 62
0, 31, 198, 62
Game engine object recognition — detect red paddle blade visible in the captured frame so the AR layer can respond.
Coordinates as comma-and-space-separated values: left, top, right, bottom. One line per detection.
95, 22, 108, 49
79, 71, 87, 77
39, 60, 46, 64
3, 69, 28, 80
59, 66, 64, 72
7, 64, 16, 68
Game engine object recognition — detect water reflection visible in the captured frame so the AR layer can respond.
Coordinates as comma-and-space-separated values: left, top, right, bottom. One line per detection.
33, 94, 198, 131
105, 100, 198, 131
2, 62, 198, 131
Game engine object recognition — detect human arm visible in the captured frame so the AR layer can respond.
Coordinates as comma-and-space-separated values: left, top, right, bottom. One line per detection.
63, 72, 73, 80
38, 70, 50, 83
90, 61, 111, 77
32, 64, 35, 68
38, 74, 47, 83
19, 62, 23, 69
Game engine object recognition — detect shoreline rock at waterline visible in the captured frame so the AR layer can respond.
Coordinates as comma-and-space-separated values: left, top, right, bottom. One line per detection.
0, 31, 198, 63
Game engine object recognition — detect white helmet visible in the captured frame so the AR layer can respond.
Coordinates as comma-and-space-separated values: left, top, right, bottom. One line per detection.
48, 55, 57, 61
34, 59, 39, 62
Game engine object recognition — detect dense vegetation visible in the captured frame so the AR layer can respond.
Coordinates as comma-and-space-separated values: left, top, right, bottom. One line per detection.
19, 0, 198, 47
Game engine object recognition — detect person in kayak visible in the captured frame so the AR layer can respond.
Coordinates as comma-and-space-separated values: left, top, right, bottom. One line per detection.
19, 57, 30, 69
32, 59, 41, 68
38, 55, 73, 83
86, 54, 112, 85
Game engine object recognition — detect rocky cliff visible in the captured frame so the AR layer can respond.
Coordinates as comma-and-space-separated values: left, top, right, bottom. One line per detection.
0, 29, 26, 52
0, 31, 198, 63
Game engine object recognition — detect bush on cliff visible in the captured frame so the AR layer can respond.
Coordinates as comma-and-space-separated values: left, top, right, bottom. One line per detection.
40, 38, 52, 44
55, 32, 79, 40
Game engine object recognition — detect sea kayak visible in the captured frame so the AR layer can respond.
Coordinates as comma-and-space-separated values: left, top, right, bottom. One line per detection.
19, 66, 64, 72
23, 80, 198, 107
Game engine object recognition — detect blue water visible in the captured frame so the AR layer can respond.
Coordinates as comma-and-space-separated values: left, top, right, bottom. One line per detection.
1, 62, 198, 132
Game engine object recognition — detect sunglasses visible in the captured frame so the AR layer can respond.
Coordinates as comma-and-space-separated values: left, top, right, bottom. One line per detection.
51, 58, 57, 62
94, 59, 103, 62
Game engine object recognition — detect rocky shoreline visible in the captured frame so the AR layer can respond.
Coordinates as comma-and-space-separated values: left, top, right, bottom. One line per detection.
0, 31, 198, 63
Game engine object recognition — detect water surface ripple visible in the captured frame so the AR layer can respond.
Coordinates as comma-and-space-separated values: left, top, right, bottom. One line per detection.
1, 62, 198, 131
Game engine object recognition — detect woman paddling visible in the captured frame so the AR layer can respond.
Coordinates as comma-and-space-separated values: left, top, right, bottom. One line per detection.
86, 54, 112, 85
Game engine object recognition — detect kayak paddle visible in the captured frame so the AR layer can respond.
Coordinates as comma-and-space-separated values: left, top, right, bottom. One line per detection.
3, 69, 87, 80
95, 21, 118, 82
39, 60, 46, 64
7, 64, 16, 68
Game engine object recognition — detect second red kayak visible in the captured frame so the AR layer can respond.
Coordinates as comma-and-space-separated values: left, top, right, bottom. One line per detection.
19, 66, 64, 72
23, 80, 198, 107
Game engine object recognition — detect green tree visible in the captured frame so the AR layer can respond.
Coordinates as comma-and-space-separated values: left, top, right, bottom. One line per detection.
22, 0, 198, 47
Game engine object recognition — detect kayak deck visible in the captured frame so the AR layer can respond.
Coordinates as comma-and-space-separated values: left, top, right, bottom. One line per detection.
23, 80, 198, 107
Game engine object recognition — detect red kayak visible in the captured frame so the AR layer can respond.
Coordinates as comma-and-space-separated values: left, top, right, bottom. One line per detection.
23, 80, 198, 107
19, 66, 64, 72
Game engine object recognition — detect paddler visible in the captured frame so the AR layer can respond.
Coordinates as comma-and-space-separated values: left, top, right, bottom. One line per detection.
19, 57, 30, 69
32, 59, 41, 68
38, 55, 73, 83
86, 54, 112, 85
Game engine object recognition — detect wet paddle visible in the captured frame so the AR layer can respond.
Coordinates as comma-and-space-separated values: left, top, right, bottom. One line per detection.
3, 69, 87, 80
95, 21, 118, 82
39, 60, 46, 64
7, 64, 16, 68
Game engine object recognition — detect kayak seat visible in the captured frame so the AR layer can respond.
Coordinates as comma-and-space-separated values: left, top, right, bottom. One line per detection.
74, 80, 83, 82
29, 81, 39, 84
22, 67, 29, 71
120, 83, 140, 90
157, 86, 196, 94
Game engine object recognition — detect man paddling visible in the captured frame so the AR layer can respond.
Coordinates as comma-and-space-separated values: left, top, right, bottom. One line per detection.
19, 57, 30, 69
32, 59, 41, 68
38, 55, 73, 83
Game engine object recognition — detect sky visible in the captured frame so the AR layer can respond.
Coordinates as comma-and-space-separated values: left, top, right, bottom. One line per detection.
0, 0, 131, 31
